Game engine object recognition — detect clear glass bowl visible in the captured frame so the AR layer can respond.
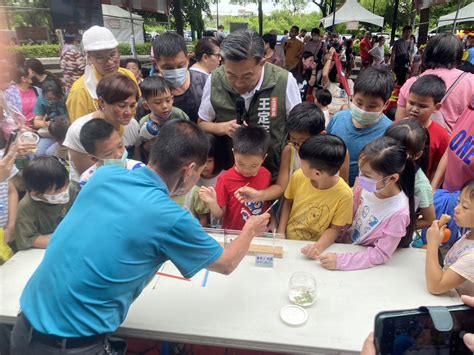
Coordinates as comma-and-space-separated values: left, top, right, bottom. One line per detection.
288, 271, 317, 307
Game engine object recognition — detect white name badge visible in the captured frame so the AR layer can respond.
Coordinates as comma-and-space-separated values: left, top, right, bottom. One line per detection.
255, 253, 274, 268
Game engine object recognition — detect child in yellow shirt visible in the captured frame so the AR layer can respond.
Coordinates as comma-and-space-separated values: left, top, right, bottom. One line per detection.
278, 134, 353, 253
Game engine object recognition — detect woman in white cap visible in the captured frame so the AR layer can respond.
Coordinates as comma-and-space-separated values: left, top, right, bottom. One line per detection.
66, 26, 138, 122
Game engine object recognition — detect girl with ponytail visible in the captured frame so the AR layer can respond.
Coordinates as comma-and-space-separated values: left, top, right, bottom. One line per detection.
317, 136, 416, 270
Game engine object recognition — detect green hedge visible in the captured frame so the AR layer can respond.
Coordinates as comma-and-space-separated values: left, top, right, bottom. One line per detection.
13, 44, 60, 58
11, 43, 152, 58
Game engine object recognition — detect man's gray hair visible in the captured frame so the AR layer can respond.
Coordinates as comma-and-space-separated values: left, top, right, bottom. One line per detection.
220, 30, 265, 63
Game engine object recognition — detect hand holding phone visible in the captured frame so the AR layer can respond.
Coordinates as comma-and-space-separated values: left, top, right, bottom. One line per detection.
374, 305, 474, 354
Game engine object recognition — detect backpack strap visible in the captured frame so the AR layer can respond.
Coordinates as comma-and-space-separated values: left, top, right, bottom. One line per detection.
440, 72, 467, 105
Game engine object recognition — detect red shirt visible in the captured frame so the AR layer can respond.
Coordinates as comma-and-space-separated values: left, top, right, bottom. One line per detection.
360, 38, 372, 62
216, 166, 272, 230
428, 120, 450, 179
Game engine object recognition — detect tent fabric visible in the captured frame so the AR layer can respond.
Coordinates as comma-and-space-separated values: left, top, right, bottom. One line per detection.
437, 2, 474, 28
102, 4, 145, 44
320, 0, 384, 29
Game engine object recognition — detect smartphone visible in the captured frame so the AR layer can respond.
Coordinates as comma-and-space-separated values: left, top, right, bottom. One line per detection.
3, 129, 19, 156
374, 305, 474, 355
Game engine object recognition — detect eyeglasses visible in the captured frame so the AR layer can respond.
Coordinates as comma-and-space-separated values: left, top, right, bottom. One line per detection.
91, 51, 119, 64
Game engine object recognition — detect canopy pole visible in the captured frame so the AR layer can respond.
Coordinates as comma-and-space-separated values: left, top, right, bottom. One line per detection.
452, 0, 462, 34
390, 0, 400, 46
128, 2, 137, 59
331, 0, 336, 32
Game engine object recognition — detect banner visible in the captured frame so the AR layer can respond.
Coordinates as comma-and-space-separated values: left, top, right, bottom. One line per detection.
333, 52, 351, 97
102, 0, 169, 15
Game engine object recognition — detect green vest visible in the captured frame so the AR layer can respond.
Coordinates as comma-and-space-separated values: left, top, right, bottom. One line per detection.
210, 63, 289, 179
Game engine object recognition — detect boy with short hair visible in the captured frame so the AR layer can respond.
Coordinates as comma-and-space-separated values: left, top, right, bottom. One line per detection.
314, 89, 332, 127
138, 76, 189, 161
235, 102, 326, 203
327, 67, 394, 186
278, 135, 353, 251
405, 74, 449, 179
79, 118, 144, 188
139, 75, 189, 130
15, 157, 78, 250
235, 102, 350, 204
199, 126, 272, 230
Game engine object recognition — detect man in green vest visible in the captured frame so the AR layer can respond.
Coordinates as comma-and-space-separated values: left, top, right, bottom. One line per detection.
198, 30, 301, 180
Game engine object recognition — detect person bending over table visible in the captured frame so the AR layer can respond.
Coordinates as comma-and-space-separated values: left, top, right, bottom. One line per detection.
11, 120, 270, 355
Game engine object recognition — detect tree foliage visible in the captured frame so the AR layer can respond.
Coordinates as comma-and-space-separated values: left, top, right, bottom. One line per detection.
214, 10, 322, 34
5, 0, 51, 28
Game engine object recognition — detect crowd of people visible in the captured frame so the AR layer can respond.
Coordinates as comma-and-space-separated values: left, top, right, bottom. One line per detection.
0, 23, 473, 354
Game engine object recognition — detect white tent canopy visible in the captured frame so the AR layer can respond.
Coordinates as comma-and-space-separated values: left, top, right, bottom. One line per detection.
102, 4, 144, 44
320, 0, 384, 29
437, 2, 474, 28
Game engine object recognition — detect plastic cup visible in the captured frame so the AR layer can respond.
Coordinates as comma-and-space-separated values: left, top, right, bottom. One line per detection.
288, 271, 317, 307
18, 132, 39, 155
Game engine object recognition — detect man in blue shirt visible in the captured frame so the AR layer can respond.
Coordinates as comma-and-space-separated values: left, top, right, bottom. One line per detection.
327, 67, 393, 186
11, 120, 270, 354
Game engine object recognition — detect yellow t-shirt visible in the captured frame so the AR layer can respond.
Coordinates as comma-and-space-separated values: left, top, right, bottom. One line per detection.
66, 67, 138, 122
284, 169, 353, 241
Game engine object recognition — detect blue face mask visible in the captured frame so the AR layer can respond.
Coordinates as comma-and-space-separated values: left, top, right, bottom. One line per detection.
350, 102, 383, 126
103, 150, 127, 168
161, 68, 188, 88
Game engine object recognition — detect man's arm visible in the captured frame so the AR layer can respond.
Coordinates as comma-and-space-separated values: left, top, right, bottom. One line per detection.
208, 213, 270, 274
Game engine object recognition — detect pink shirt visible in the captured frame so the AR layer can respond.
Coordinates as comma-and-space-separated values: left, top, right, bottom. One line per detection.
19, 88, 37, 123
398, 68, 474, 133
336, 185, 410, 271
444, 106, 474, 192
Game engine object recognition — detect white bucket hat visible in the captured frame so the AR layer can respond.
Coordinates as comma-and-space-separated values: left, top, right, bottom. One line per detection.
82, 26, 118, 52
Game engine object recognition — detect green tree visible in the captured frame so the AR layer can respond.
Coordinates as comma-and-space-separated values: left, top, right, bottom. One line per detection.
311, 0, 332, 18
5, 0, 51, 28
183, 0, 211, 40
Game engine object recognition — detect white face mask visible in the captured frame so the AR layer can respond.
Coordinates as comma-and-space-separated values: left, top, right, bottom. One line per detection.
350, 102, 383, 126
161, 68, 188, 88
32, 189, 70, 205
103, 149, 127, 168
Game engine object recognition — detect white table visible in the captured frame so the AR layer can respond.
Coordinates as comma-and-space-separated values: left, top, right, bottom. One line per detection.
0, 237, 461, 354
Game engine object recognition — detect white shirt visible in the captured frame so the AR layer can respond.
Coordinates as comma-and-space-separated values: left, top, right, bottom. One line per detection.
198, 66, 301, 122
64, 113, 141, 183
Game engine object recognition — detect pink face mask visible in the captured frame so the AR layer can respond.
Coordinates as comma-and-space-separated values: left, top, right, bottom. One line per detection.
357, 175, 389, 193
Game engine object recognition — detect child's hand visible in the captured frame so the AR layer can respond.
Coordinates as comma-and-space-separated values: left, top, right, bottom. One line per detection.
199, 186, 217, 203
3, 225, 14, 244
427, 220, 446, 247
320, 253, 337, 270
234, 186, 262, 203
301, 243, 321, 260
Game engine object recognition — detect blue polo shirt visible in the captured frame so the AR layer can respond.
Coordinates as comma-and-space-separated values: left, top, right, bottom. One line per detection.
327, 109, 392, 186
20, 166, 223, 337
